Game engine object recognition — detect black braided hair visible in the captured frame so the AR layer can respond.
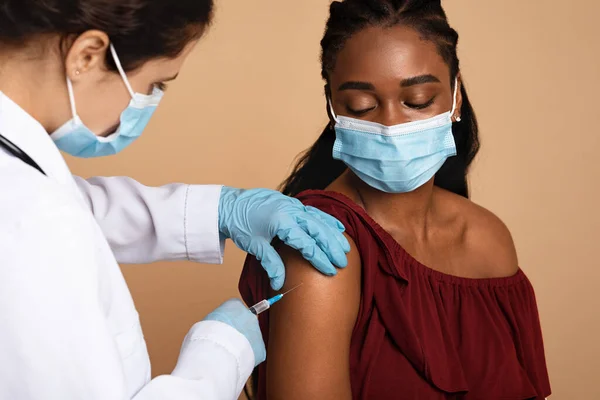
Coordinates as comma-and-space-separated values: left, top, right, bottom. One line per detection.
280, 0, 480, 198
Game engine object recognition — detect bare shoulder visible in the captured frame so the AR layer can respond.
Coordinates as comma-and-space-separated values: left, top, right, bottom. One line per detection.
441, 190, 519, 277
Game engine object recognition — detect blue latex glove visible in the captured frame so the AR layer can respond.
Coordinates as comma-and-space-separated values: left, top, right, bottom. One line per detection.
204, 299, 266, 367
219, 187, 350, 290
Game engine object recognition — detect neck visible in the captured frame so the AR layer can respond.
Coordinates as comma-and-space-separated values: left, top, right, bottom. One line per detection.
342, 171, 438, 240
0, 44, 69, 132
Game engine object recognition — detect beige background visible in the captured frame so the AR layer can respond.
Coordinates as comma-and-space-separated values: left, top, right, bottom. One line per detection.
66, 1, 600, 398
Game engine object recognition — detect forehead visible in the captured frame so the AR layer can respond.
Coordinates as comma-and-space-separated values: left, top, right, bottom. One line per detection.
131, 39, 198, 79
330, 25, 450, 85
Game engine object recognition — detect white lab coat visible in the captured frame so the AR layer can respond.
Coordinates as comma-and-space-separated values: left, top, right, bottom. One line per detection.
0, 91, 255, 400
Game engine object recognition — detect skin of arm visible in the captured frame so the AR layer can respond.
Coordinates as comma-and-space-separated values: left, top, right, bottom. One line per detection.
265, 233, 362, 400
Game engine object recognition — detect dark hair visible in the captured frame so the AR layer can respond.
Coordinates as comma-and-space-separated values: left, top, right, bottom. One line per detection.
0, 0, 214, 71
280, 0, 480, 198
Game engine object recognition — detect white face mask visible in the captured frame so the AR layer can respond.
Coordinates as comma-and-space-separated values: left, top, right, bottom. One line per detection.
329, 79, 459, 193
50, 44, 164, 158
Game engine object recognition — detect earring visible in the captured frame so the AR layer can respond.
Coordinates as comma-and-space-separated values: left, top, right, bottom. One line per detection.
75, 70, 80, 76
456, 116, 461, 122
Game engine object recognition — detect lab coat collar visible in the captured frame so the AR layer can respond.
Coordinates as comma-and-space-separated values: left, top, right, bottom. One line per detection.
0, 91, 75, 188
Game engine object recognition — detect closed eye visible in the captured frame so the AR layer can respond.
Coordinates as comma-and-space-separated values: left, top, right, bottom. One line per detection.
154, 73, 179, 92
155, 82, 169, 91
346, 105, 377, 116
404, 97, 435, 110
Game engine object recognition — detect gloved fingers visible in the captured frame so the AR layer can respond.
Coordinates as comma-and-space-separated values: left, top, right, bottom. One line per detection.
276, 226, 337, 276
305, 206, 346, 233
295, 214, 349, 268
304, 206, 351, 253
250, 240, 286, 291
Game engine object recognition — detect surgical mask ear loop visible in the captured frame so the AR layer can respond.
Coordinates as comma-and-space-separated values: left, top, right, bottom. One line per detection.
109, 44, 136, 100
327, 97, 340, 124
65, 77, 78, 123
64, 44, 136, 125
450, 77, 459, 120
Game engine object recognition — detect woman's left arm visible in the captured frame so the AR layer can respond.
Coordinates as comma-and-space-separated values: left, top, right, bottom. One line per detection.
74, 175, 225, 264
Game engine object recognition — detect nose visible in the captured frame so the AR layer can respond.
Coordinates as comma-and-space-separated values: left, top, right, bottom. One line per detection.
375, 103, 411, 126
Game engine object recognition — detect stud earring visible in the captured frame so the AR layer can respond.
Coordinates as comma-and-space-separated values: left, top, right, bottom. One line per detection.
456, 116, 461, 122
75, 70, 80, 76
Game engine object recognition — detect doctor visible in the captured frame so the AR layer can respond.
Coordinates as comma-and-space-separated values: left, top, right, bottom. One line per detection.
0, 1, 350, 399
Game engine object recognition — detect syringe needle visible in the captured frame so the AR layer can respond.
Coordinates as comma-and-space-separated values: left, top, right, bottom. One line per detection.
281, 282, 303, 297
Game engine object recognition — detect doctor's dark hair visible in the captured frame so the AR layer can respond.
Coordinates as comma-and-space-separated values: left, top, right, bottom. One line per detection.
0, 0, 214, 71
279, 0, 480, 198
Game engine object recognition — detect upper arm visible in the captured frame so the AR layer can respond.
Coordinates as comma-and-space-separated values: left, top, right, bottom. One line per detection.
265, 233, 361, 400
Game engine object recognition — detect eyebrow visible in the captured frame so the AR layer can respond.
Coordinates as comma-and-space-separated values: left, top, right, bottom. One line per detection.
338, 81, 375, 91
337, 74, 441, 91
400, 74, 440, 87
162, 73, 179, 82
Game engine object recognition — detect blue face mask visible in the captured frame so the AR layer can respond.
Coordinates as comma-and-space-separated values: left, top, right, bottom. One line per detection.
330, 79, 459, 193
50, 44, 164, 158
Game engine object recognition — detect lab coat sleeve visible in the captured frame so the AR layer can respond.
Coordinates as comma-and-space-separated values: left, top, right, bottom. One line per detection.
0, 179, 255, 400
73, 176, 226, 264
134, 321, 255, 400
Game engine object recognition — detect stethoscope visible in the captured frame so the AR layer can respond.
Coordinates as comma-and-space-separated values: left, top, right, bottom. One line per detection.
0, 133, 46, 175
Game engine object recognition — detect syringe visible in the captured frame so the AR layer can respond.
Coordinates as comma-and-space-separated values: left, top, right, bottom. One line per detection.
248, 283, 303, 315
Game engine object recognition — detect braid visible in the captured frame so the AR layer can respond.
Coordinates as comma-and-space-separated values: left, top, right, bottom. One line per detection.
280, 0, 480, 198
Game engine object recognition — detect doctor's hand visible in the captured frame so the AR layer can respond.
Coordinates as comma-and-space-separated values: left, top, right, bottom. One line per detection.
204, 299, 266, 367
218, 187, 350, 290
